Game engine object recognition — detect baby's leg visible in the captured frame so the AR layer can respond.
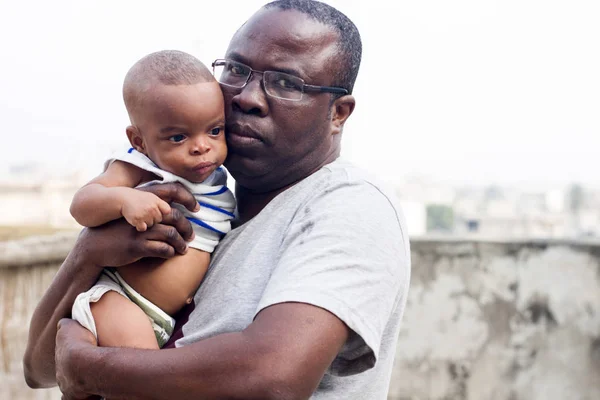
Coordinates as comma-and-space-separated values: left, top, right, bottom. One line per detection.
90, 291, 159, 349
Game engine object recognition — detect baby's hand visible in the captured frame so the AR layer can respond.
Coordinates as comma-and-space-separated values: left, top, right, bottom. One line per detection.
121, 190, 172, 232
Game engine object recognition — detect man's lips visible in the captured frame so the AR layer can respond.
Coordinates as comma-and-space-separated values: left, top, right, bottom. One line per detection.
227, 123, 263, 142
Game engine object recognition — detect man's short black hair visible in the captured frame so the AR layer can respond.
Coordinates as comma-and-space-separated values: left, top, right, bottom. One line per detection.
264, 0, 362, 94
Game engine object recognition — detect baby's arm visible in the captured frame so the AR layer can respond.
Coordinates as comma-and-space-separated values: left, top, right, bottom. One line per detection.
70, 160, 171, 231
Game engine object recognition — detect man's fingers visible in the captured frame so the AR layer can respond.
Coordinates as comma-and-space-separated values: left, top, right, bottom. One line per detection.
166, 184, 198, 212
162, 208, 195, 242
143, 223, 188, 255
140, 183, 197, 212
56, 318, 97, 345
57, 317, 75, 332
140, 240, 177, 259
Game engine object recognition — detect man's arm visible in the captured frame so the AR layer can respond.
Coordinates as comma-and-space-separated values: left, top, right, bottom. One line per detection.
23, 236, 102, 388
23, 183, 197, 388
56, 302, 348, 400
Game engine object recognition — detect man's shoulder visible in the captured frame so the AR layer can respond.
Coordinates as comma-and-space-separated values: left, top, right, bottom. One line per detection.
254, 158, 406, 239
298, 159, 407, 240
312, 158, 401, 210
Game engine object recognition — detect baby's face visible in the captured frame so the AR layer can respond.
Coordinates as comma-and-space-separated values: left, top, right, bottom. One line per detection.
134, 82, 227, 183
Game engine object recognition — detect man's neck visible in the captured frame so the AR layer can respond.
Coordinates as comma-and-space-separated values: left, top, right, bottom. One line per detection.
234, 182, 291, 226
234, 153, 340, 226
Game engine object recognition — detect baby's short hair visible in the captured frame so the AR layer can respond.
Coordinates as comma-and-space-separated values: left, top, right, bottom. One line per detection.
123, 50, 214, 116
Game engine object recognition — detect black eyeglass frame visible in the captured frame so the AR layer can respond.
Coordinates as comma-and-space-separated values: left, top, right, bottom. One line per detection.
212, 58, 349, 100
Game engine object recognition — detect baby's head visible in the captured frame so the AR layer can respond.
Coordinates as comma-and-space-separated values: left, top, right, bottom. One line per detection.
123, 50, 226, 183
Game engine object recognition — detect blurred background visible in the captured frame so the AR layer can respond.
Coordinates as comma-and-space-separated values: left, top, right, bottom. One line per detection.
0, 1, 598, 399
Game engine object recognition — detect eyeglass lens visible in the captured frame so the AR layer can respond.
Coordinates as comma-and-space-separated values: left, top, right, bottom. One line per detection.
213, 60, 304, 101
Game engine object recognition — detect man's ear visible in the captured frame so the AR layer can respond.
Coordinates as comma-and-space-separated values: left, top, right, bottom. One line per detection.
125, 125, 147, 154
330, 95, 356, 135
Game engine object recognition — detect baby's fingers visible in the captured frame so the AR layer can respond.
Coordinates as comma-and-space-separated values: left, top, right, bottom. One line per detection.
157, 199, 171, 215
136, 222, 148, 232
149, 206, 164, 226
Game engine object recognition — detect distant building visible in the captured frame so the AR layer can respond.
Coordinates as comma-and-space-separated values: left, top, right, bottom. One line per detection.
0, 175, 84, 228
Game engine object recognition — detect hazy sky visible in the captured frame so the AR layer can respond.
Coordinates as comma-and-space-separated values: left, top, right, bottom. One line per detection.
1, 0, 598, 187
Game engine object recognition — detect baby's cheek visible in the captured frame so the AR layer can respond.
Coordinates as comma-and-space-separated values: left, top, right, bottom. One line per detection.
218, 141, 228, 163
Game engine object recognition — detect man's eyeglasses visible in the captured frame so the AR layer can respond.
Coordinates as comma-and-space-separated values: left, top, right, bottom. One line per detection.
212, 59, 348, 101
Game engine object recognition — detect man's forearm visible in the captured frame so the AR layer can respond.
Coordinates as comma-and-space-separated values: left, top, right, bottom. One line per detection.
55, 302, 346, 400
23, 240, 102, 388
77, 330, 296, 400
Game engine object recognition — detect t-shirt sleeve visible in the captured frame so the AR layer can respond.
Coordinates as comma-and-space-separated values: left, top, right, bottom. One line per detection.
255, 178, 410, 376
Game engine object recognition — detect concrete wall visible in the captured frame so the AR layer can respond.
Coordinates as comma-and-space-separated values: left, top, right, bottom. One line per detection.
389, 239, 600, 400
2, 234, 599, 399
0, 234, 75, 400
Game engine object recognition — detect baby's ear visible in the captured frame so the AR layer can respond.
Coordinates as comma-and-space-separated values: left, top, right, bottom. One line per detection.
126, 126, 146, 153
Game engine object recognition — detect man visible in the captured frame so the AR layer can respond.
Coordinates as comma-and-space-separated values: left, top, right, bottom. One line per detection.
23, 1, 411, 399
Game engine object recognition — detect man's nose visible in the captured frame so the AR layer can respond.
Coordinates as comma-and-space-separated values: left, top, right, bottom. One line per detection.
231, 74, 269, 116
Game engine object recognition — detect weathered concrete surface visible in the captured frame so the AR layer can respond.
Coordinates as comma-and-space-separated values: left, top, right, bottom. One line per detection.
0, 240, 65, 399
1, 234, 599, 399
389, 239, 600, 400
0, 231, 77, 269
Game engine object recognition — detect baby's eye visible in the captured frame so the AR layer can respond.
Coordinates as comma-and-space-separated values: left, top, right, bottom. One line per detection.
169, 134, 186, 143
209, 127, 223, 136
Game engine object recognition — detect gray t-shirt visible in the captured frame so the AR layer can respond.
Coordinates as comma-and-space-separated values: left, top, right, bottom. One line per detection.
176, 158, 411, 399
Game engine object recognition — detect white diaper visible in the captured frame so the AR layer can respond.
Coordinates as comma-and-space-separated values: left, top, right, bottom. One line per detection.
71, 269, 175, 347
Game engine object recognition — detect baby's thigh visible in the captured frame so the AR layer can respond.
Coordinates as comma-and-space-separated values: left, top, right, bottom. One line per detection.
90, 291, 159, 349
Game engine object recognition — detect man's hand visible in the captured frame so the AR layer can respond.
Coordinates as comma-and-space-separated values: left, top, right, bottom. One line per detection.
55, 319, 101, 400
80, 183, 198, 268
121, 190, 171, 232
137, 182, 200, 213
80, 208, 194, 268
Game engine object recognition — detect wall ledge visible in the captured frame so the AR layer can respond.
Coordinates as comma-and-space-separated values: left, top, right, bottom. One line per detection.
2, 231, 599, 269
0, 231, 79, 268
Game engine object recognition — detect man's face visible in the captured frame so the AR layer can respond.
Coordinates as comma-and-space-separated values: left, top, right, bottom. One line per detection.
222, 8, 341, 192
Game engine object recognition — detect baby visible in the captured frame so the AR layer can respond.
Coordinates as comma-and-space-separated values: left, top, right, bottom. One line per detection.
70, 50, 235, 349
